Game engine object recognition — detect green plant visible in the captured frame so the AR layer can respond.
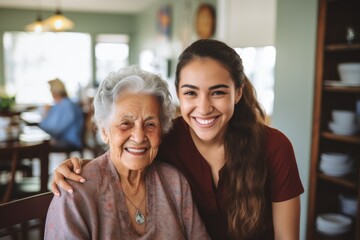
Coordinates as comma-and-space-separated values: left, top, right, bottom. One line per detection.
0, 96, 15, 111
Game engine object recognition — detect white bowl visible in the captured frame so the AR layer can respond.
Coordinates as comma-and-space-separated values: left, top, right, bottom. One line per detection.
338, 63, 360, 84
332, 110, 355, 124
320, 152, 353, 166
329, 122, 358, 135
321, 153, 350, 164
319, 167, 353, 177
341, 205, 357, 217
316, 213, 352, 235
317, 213, 352, 226
320, 159, 353, 170
339, 194, 357, 208
329, 121, 358, 130
339, 194, 358, 217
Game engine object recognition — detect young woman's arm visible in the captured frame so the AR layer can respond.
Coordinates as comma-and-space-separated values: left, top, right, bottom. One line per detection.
50, 158, 90, 196
272, 196, 301, 240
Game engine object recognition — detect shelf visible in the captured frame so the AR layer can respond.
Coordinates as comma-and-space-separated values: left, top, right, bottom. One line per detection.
325, 44, 360, 51
318, 173, 358, 189
321, 132, 360, 144
308, 0, 360, 239
324, 85, 360, 93
313, 229, 354, 240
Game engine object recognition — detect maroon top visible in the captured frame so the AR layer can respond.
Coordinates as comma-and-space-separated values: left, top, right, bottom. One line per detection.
158, 117, 304, 240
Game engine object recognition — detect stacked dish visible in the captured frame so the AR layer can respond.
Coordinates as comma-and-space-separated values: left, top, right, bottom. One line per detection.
339, 194, 358, 217
328, 110, 358, 136
316, 213, 352, 236
319, 153, 353, 177
338, 62, 360, 84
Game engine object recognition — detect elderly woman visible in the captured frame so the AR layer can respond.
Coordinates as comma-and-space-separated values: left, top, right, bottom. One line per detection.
44, 66, 209, 239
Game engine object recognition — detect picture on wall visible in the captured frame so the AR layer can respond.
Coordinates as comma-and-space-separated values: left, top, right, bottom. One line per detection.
156, 5, 172, 39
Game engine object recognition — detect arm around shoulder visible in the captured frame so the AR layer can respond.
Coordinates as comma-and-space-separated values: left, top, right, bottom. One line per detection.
51, 157, 92, 196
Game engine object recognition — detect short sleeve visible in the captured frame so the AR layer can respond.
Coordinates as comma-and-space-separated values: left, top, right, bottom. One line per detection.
266, 128, 304, 202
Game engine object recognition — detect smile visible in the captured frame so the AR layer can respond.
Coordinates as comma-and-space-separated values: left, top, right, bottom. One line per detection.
194, 117, 217, 126
125, 148, 147, 154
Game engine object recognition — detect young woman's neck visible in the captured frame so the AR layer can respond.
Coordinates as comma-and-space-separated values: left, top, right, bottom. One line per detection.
189, 129, 225, 187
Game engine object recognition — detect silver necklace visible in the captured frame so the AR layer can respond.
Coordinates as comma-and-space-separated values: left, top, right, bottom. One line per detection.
123, 190, 146, 225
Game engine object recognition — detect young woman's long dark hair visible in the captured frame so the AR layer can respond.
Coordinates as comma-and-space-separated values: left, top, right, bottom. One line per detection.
175, 39, 267, 239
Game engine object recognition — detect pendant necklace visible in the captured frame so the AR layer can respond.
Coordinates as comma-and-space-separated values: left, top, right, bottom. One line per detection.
123, 190, 146, 225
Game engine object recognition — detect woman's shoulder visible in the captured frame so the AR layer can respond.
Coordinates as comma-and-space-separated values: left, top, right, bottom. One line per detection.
264, 125, 293, 147
163, 117, 188, 142
263, 125, 296, 166
153, 161, 188, 184
67, 153, 112, 190
154, 161, 182, 175
63, 152, 114, 195
82, 153, 111, 176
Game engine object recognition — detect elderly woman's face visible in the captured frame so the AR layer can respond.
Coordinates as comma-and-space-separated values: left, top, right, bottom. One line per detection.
101, 93, 162, 172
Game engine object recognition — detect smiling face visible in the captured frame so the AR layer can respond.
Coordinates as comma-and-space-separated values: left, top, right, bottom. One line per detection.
100, 93, 162, 174
177, 58, 242, 144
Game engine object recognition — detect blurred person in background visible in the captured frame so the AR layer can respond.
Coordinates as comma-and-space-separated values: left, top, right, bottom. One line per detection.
39, 78, 83, 150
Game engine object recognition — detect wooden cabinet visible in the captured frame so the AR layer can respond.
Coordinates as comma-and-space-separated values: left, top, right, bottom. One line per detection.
307, 0, 360, 239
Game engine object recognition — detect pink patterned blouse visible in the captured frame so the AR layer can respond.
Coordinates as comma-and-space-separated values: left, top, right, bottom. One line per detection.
45, 152, 210, 240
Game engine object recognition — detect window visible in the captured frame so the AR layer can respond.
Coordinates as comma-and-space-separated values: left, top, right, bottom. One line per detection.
3, 32, 92, 104
234, 46, 276, 116
95, 34, 129, 84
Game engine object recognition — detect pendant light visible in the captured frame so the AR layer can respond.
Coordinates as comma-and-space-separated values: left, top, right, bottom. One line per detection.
25, 0, 47, 32
43, 0, 74, 32
25, 14, 47, 33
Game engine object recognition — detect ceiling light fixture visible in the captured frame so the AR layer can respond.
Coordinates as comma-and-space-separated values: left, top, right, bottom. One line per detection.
43, 0, 74, 32
25, 0, 47, 32
43, 9, 74, 32
25, 14, 47, 33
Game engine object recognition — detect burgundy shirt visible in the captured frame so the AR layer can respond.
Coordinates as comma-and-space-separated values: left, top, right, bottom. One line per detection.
158, 117, 304, 240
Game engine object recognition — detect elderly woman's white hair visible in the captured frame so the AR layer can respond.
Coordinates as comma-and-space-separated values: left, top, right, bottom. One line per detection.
93, 66, 176, 135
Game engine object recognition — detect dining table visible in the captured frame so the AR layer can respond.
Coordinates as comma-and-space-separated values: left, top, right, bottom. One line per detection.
0, 111, 50, 203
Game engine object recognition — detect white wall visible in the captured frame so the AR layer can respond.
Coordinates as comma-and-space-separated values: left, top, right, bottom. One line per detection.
273, 1, 318, 239
217, 0, 276, 47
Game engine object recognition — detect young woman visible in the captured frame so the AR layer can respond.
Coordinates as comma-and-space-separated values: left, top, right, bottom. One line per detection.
51, 39, 304, 240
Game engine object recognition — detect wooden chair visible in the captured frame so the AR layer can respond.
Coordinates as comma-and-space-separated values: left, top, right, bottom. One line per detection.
0, 191, 53, 239
0, 140, 50, 203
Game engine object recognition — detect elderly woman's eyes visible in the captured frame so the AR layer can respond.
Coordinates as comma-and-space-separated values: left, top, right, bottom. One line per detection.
145, 122, 157, 128
120, 121, 131, 126
119, 121, 132, 129
117, 121, 159, 131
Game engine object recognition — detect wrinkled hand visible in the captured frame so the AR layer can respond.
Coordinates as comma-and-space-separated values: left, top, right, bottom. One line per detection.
51, 157, 86, 196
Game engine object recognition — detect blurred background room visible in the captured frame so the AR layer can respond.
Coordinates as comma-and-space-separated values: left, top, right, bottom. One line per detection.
1, 0, 359, 239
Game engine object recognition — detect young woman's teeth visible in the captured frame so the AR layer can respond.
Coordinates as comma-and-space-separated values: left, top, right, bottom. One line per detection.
196, 118, 215, 125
